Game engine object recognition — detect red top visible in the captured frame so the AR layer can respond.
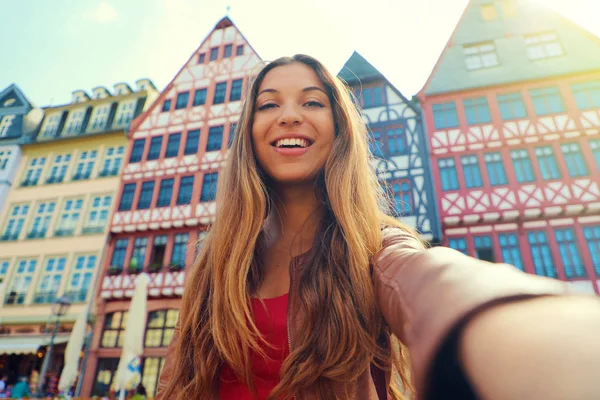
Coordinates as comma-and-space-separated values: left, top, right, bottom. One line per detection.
219, 293, 290, 400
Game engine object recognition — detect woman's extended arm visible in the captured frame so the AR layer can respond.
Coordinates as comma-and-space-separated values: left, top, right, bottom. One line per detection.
373, 228, 599, 400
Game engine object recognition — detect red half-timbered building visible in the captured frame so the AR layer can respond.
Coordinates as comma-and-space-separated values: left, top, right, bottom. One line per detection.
419, 0, 600, 294
81, 17, 262, 397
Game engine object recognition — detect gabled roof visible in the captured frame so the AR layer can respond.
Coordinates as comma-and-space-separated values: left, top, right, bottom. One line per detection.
338, 51, 382, 84
420, 0, 600, 97
0, 83, 33, 115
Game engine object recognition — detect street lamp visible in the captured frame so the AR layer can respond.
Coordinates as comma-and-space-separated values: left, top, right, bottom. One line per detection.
37, 295, 72, 397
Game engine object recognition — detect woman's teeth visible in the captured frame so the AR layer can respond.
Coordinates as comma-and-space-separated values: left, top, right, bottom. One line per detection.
275, 138, 310, 148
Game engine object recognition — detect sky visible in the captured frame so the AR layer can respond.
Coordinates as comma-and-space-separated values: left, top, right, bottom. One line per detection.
1, 0, 599, 107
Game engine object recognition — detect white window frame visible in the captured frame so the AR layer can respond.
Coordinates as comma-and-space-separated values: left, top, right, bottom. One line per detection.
0, 149, 12, 171
40, 114, 61, 138
525, 32, 564, 60
1, 204, 30, 240
114, 100, 136, 128
83, 195, 112, 234
0, 115, 15, 136
66, 254, 97, 302
22, 157, 46, 186
464, 42, 499, 70
89, 104, 111, 131
27, 201, 56, 239
64, 109, 86, 135
33, 256, 66, 304
54, 197, 84, 236
6, 258, 38, 305
46, 153, 72, 184
73, 150, 97, 180
100, 146, 125, 177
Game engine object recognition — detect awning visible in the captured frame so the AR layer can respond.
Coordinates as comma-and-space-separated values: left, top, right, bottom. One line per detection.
0, 335, 69, 355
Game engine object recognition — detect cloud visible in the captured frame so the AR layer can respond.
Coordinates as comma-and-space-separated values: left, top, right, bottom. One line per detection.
84, 1, 119, 23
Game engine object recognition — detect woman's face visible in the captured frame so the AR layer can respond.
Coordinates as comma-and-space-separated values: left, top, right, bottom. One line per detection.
252, 62, 336, 186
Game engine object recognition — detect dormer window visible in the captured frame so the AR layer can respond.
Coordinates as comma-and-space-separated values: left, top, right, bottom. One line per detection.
525, 32, 564, 60
464, 42, 499, 70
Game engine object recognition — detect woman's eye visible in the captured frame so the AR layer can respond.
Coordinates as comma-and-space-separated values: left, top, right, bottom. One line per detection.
305, 101, 324, 108
257, 103, 277, 111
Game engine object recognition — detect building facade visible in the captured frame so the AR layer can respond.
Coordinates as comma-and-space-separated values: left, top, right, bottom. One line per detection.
418, 0, 600, 293
81, 17, 262, 398
0, 80, 157, 390
339, 52, 441, 241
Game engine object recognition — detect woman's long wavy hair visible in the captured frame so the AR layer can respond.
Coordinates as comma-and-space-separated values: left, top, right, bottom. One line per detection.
162, 54, 416, 400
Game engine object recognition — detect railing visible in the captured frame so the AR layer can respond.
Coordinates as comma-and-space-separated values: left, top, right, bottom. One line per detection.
45, 176, 64, 184
4, 293, 26, 305
54, 228, 75, 237
99, 168, 120, 177
64, 290, 88, 303
72, 172, 91, 181
26, 231, 47, 239
32, 291, 57, 304
0, 233, 18, 241
81, 226, 104, 235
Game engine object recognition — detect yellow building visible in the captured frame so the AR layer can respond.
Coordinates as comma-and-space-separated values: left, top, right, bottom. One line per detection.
0, 80, 158, 389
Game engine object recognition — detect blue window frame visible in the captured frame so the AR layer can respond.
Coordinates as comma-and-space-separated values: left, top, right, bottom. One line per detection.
171, 233, 189, 267
448, 238, 468, 255
111, 239, 129, 269
131, 237, 147, 268
224, 44, 233, 58
165, 133, 181, 158
554, 228, 585, 278
184, 129, 200, 155
583, 225, 600, 276
432, 102, 459, 130
534, 146, 561, 180
463, 97, 491, 125
228, 123, 237, 148
147, 137, 163, 161
200, 172, 219, 202
498, 233, 524, 270
484, 152, 508, 186
175, 92, 189, 110
193, 89, 207, 106
157, 179, 174, 208
198, 53, 205, 64
370, 129, 384, 158
236, 45, 244, 56
571, 81, 600, 110
590, 139, 600, 171
387, 127, 406, 154
129, 139, 145, 163
213, 82, 227, 104
391, 180, 412, 215
439, 157, 459, 191
210, 47, 218, 61
461, 155, 483, 188
161, 99, 171, 113
510, 149, 536, 183
527, 231, 557, 278
207, 126, 223, 151
497, 92, 527, 120
118, 183, 136, 211
177, 176, 194, 205
474, 235, 495, 262
230, 79, 243, 101
560, 143, 588, 177
361, 87, 384, 108
137, 181, 155, 210
529, 87, 565, 116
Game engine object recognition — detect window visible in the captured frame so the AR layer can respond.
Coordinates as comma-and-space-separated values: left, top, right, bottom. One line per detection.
83, 195, 112, 234
198, 53, 206, 64
528, 231, 557, 278
137, 181, 155, 210
165, 133, 181, 158
114, 100, 136, 127
101, 311, 128, 347
228, 123, 237, 148
46, 154, 72, 184
525, 32, 564, 60
157, 179, 174, 207
480, 3, 497, 20
591, 140, 600, 171
461, 155, 483, 188
0, 149, 11, 170
184, 129, 200, 155
193, 89, 207, 106
391, 180, 412, 215
171, 233, 188, 268
92, 358, 119, 397
147, 136, 163, 160
145, 309, 179, 348
554, 228, 585, 278
27, 201, 56, 239
130, 139, 146, 163
439, 158, 460, 191
40, 114, 61, 138
64, 109, 86, 135
110, 239, 129, 269
33, 257, 66, 304
130, 237, 148, 270
387, 127, 406, 154
0, 260, 8, 282
463, 42, 499, 70
498, 233, 524, 270
370, 129, 384, 158
162, 99, 172, 112
73, 150, 97, 180
361, 87, 384, 108
89, 105, 110, 131
1, 204, 29, 241
230, 79, 243, 101
463, 97, 491, 124
22, 157, 46, 186
432, 102, 459, 129
207, 126, 224, 151
571, 81, 600, 110
5, 259, 37, 305
66, 255, 97, 302
177, 176, 194, 205
560, 143, 588, 177
200, 173, 218, 202
175, 92, 189, 110
484, 152, 508, 186
497, 92, 528, 120
236, 45, 244, 56
224, 44, 233, 58
149, 235, 167, 270
535, 146, 561, 180
583, 226, 600, 276
448, 238, 468, 255
474, 236, 494, 262
118, 183, 136, 211
55, 198, 83, 236
210, 47, 219, 61
529, 87, 565, 115
510, 149, 536, 183
213, 82, 227, 104
100, 146, 125, 177
141, 357, 166, 399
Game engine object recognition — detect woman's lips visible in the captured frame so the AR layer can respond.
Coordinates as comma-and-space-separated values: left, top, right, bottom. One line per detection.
272, 146, 309, 156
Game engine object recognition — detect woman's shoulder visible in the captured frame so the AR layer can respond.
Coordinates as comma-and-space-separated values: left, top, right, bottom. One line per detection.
380, 224, 426, 253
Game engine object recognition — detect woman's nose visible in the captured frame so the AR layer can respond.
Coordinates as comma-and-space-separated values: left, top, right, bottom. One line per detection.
277, 104, 303, 126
